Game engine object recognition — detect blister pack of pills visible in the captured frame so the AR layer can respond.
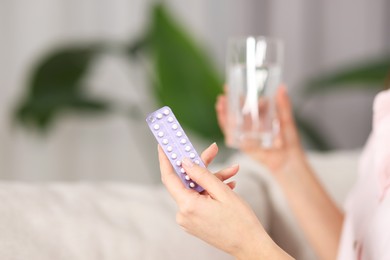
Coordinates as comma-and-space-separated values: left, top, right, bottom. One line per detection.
146, 106, 205, 192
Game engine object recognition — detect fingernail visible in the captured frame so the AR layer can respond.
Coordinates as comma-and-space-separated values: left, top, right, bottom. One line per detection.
229, 163, 239, 169
182, 158, 194, 168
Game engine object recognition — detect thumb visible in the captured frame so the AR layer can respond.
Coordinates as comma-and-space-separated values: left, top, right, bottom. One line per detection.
182, 158, 230, 200
276, 86, 300, 147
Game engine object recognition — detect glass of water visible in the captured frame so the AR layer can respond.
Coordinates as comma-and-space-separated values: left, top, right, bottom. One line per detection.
226, 36, 283, 149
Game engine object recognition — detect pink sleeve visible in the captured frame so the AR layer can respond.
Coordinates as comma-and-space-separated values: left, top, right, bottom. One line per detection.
372, 90, 390, 201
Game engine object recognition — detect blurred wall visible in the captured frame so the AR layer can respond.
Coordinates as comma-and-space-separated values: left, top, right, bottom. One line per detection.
0, 0, 388, 181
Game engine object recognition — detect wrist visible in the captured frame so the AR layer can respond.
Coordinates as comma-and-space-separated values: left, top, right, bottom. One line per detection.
233, 232, 293, 260
275, 156, 312, 182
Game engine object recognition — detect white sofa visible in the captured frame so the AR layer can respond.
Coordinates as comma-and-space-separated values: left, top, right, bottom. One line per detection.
0, 150, 360, 260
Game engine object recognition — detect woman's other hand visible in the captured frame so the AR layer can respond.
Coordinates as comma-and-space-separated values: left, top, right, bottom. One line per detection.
217, 86, 343, 259
216, 86, 310, 179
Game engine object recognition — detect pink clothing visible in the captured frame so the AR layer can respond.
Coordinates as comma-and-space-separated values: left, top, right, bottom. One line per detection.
337, 89, 390, 260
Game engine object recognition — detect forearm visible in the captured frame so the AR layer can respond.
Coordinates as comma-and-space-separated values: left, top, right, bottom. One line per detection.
275, 156, 344, 260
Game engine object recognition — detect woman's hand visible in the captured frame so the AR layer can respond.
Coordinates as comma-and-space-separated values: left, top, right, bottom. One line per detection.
217, 86, 343, 259
216, 86, 310, 179
158, 143, 292, 260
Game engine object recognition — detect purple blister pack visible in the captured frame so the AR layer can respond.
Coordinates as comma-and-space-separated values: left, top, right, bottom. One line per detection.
146, 106, 205, 192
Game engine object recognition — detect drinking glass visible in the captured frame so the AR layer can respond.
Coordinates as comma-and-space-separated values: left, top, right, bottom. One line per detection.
226, 36, 283, 148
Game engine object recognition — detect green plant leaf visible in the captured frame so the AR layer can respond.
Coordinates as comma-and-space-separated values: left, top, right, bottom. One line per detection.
138, 4, 224, 141
15, 46, 110, 130
303, 56, 390, 96
297, 56, 390, 150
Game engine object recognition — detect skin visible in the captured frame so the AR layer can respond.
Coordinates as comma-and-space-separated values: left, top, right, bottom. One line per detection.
158, 144, 292, 259
158, 86, 343, 259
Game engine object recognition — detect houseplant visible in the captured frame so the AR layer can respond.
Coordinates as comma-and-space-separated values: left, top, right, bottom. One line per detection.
14, 3, 390, 151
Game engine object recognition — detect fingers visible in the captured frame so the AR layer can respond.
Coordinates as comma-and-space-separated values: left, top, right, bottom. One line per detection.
159, 140, 237, 202
214, 164, 239, 190
158, 146, 192, 203
216, 95, 235, 146
201, 142, 238, 189
182, 158, 231, 200
201, 142, 218, 167
276, 86, 300, 147
226, 181, 236, 190
214, 164, 239, 182
216, 95, 227, 135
